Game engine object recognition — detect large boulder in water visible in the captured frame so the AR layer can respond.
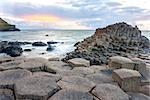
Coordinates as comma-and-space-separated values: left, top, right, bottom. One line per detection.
32, 42, 47, 46
63, 22, 150, 65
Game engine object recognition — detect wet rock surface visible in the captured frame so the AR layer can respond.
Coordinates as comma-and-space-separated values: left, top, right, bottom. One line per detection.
63, 22, 150, 65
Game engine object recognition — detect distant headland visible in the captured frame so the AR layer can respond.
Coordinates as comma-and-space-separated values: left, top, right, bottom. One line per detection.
0, 18, 20, 31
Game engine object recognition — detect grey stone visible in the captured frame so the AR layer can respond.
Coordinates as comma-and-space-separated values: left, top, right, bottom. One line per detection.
0, 69, 32, 89
33, 72, 61, 82
89, 65, 108, 73
86, 73, 114, 85
131, 58, 146, 71
0, 56, 14, 64
18, 60, 46, 72
72, 67, 95, 76
49, 89, 94, 100
108, 56, 135, 69
0, 60, 24, 71
68, 58, 90, 67
24, 57, 48, 64
140, 85, 150, 96
138, 64, 150, 80
58, 70, 84, 77
58, 76, 95, 92
15, 76, 60, 100
92, 84, 130, 100
127, 92, 150, 100
112, 68, 141, 92
0, 89, 15, 100
45, 61, 72, 73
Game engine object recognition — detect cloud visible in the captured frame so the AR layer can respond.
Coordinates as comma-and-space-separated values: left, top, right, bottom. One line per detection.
105, 2, 122, 7
0, 0, 150, 29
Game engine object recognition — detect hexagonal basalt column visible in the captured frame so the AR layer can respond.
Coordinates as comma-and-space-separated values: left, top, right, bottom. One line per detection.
112, 68, 141, 92
108, 56, 135, 69
49, 89, 94, 100
15, 76, 60, 100
0, 69, 32, 89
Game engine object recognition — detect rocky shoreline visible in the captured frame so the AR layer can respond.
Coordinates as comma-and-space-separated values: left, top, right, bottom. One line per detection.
0, 22, 149, 100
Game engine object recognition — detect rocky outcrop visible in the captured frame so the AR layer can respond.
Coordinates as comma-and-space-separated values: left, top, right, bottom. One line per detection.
0, 18, 20, 31
0, 41, 23, 57
63, 22, 150, 65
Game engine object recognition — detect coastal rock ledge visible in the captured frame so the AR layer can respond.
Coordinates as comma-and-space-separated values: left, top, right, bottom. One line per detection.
63, 22, 150, 65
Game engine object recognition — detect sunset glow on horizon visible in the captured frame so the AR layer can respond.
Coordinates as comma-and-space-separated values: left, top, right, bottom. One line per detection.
22, 14, 60, 22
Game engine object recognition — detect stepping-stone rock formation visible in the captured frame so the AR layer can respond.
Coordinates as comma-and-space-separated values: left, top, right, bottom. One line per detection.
49, 89, 94, 100
86, 73, 114, 85
140, 85, 150, 96
72, 67, 95, 76
32, 72, 61, 82
58, 76, 95, 92
112, 68, 141, 92
0, 69, 32, 89
0, 60, 24, 71
108, 56, 135, 69
89, 65, 108, 73
92, 84, 130, 100
45, 61, 71, 73
63, 22, 150, 65
15, 76, 60, 100
68, 58, 90, 67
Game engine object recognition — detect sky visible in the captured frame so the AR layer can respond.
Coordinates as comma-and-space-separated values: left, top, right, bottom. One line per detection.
0, 0, 150, 30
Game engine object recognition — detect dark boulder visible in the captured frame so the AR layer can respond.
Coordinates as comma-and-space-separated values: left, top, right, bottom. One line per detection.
24, 49, 32, 52
8, 41, 32, 45
47, 41, 58, 44
32, 42, 47, 46
2, 45, 23, 57
0, 41, 23, 57
46, 44, 54, 51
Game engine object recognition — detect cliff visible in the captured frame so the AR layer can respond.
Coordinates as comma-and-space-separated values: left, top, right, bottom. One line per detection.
63, 22, 150, 65
0, 18, 20, 31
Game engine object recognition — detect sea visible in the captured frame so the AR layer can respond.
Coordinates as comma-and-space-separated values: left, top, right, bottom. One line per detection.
0, 30, 149, 59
